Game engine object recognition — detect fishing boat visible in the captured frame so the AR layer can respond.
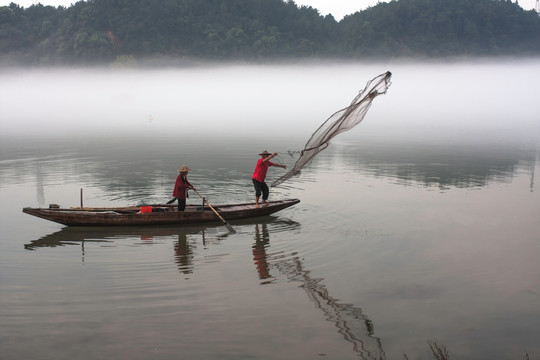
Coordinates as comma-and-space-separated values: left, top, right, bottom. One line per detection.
22, 199, 300, 227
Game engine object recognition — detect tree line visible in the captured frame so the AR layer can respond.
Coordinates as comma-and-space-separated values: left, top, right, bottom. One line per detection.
1, 0, 539, 65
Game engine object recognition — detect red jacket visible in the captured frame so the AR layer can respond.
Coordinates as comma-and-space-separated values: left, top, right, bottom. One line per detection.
173, 174, 192, 199
252, 159, 275, 182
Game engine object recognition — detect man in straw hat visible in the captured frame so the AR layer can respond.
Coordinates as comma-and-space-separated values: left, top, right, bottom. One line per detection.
252, 150, 286, 208
173, 165, 196, 211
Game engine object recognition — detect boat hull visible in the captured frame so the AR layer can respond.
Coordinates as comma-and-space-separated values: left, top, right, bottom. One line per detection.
23, 199, 300, 227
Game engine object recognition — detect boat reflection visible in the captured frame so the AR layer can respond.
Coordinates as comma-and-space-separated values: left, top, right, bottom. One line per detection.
23, 224, 220, 251
23, 216, 294, 254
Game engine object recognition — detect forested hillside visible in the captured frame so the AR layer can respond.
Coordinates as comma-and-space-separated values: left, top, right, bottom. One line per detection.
1, 0, 539, 65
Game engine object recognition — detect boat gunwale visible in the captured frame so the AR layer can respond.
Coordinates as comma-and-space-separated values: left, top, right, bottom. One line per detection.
23, 199, 298, 213
22, 199, 300, 227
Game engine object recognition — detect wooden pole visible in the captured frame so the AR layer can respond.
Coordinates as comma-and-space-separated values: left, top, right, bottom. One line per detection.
193, 189, 235, 233
80, 188, 83, 208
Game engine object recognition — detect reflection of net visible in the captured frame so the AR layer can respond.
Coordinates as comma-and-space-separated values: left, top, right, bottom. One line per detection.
272, 71, 392, 187
274, 258, 386, 360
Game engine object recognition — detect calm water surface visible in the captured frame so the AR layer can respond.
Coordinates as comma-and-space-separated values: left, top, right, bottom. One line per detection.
1, 134, 539, 360
1, 62, 540, 359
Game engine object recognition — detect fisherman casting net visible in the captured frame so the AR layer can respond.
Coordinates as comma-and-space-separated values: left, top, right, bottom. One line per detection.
271, 71, 392, 187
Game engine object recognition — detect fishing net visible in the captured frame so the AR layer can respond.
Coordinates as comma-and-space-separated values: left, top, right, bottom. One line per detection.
271, 71, 392, 187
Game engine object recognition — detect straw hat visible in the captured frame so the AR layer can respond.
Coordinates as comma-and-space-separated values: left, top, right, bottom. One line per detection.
259, 150, 271, 156
178, 165, 191, 173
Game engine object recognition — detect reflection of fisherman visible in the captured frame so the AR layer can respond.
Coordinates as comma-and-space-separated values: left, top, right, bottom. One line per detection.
173, 165, 196, 212
253, 223, 273, 283
252, 150, 286, 208
174, 233, 194, 275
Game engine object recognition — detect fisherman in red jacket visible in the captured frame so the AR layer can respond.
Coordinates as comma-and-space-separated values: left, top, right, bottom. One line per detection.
252, 150, 286, 208
173, 165, 195, 211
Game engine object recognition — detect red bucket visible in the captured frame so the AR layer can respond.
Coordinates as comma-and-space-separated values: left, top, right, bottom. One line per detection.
140, 206, 152, 213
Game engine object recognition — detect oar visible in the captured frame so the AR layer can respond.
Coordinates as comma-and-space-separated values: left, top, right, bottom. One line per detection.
193, 189, 236, 233
166, 198, 177, 204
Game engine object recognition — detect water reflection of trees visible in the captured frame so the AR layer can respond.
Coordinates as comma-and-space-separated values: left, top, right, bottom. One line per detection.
9, 136, 301, 207
335, 140, 538, 190
19, 136, 288, 205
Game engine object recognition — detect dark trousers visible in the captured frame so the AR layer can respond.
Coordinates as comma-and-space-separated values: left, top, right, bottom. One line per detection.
252, 179, 269, 200
177, 198, 186, 211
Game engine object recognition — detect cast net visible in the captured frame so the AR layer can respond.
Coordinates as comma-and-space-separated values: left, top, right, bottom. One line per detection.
271, 71, 392, 187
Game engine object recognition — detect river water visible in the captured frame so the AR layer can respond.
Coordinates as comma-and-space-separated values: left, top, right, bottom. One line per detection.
1, 61, 539, 359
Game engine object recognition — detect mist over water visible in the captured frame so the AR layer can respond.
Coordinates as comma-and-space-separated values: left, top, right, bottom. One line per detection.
1, 59, 539, 142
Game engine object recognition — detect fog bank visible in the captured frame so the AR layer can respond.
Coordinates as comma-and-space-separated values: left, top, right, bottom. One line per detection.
1, 59, 539, 143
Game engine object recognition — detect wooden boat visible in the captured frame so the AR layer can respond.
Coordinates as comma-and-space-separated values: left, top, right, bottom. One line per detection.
22, 199, 300, 227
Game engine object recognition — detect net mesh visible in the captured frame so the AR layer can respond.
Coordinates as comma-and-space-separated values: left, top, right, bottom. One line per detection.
271, 71, 392, 187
